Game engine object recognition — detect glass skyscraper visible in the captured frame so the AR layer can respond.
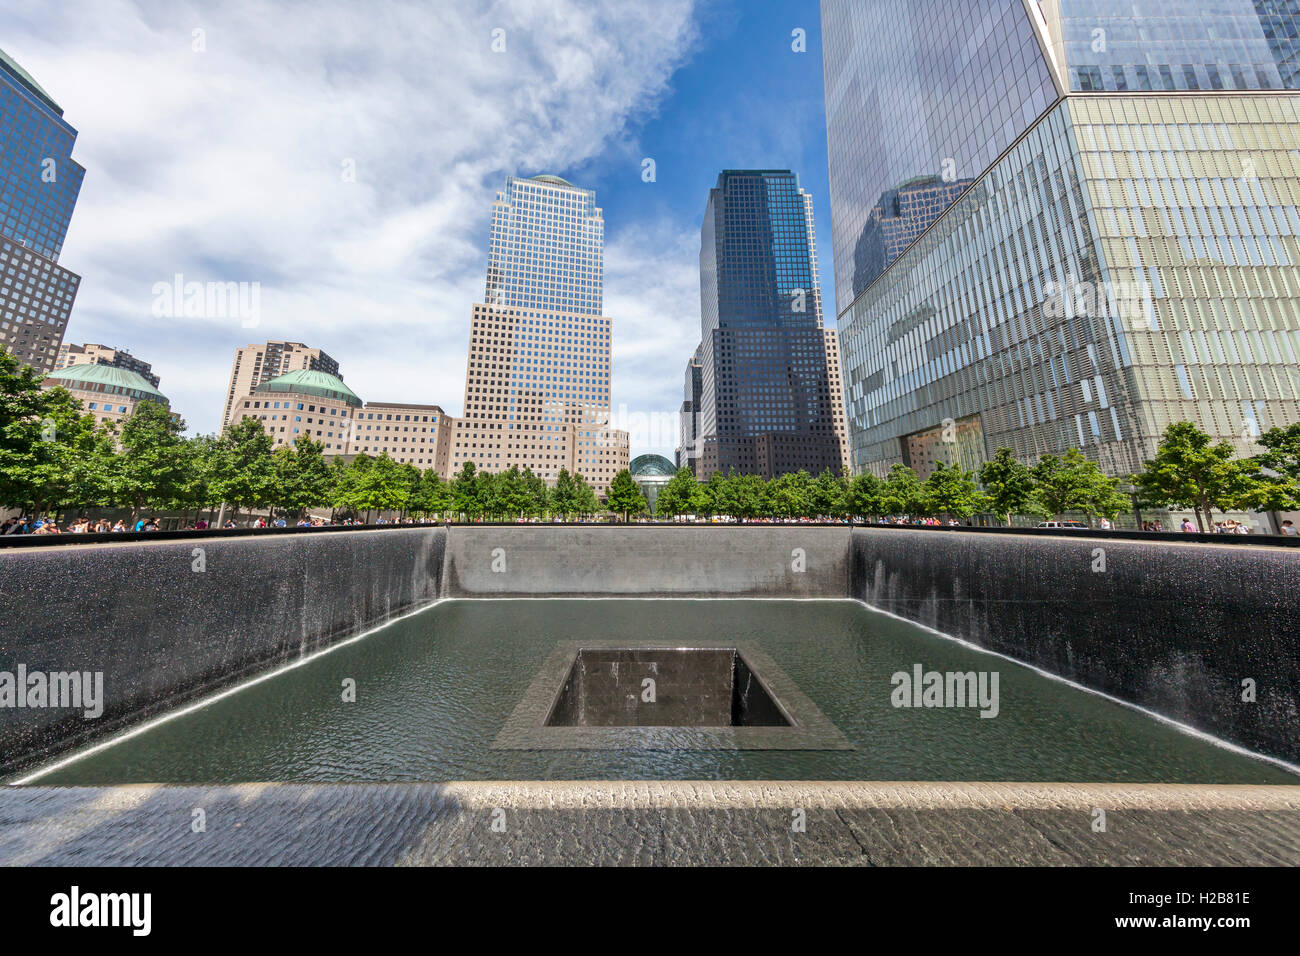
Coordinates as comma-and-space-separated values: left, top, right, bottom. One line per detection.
686, 169, 846, 479
453, 174, 627, 491
823, 0, 1300, 479
0, 48, 84, 373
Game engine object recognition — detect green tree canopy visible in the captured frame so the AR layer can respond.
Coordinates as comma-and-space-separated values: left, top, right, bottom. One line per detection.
925, 461, 985, 519
978, 447, 1040, 525
1134, 422, 1263, 531
117, 400, 188, 520
606, 468, 647, 521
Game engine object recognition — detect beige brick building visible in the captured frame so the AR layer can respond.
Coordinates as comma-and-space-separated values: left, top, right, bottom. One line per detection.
350, 401, 453, 473
823, 328, 852, 474
451, 302, 628, 492
230, 368, 359, 455
56, 342, 159, 387
221, 341, 340, 429
41, 363, 171, 431
450, 173, 628, 494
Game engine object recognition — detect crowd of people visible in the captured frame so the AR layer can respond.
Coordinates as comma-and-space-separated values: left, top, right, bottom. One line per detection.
1, 512, 1297, 535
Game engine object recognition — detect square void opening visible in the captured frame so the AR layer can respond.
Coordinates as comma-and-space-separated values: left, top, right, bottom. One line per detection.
545, 648, 790, 728
493, 640, 852, 751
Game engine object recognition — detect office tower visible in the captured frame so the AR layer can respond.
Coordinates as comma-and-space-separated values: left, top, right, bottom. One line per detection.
823, 0, 1300, 479
692, 169, 845, 480
676, 344, 703, 472
221, 341, 340, 429
451, 174, 628, 492
0, 48, 85, 374
55, 343, 159, 387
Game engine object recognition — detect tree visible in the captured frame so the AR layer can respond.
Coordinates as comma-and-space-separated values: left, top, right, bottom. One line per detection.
879, 463, 928, 516
811, 469, 848, 519
1253, 422, 1300, 510
271, 434, 334, 520
1134, 422, 1261, 531
925, 461, 985, 520
0, 347, 53, 508
1031, 448, 1104, 522
606, 468, 647, 521
175, 434, 221, 522
117, 400, 188, 520
978, 447, 1039, 525
572, 472, 600, 518
657, 467, 704, 517
844, 472, 884, 520
766, 471, 812, 518
522, 467, 550, 518
412, 469, 452, 518
451, 461, 481, 520
551, 468, 579, 519
210, 417, 275, 520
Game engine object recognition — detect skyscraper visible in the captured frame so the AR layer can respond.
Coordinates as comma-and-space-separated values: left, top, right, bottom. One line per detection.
689, 169, 846, 480
676, 343, 703, 472
221, 341, 340, 429
824, 0, 1300, 478
451, 174, 628, 491
0, 48, 85, 374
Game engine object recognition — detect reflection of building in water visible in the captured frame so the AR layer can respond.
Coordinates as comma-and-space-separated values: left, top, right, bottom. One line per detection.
823, 0, 1300, 479
853, 176, 974, 298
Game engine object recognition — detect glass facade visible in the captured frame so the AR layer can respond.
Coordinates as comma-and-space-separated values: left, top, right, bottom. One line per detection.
485, 174, 602, 316
694, 170, 844, 478
825, 1, 1300, 479
821, 0, 1059, 311
0, 49, 83, 373
1057, 0, 1300, 93
0, 50, 83, 260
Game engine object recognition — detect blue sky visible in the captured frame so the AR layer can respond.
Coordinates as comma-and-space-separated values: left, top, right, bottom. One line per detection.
8, 0, 834, 459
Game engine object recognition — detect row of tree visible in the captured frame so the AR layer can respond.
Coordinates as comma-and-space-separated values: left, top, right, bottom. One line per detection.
654, 421, 1300, 531
0, 350, 648, 521
4, 349, 1298, 528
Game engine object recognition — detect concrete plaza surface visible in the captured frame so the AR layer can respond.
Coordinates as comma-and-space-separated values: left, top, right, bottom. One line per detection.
1, 781, 1297, 866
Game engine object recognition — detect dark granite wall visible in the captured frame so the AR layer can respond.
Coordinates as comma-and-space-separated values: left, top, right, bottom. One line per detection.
850, 527, 1300, 764
0, 527, 445, 775
443, 526, 851, 598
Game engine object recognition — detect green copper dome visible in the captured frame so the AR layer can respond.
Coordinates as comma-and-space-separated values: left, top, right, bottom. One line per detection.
44, 364, 168, 404
630, 454, 676, 477
255, 369, 362, 407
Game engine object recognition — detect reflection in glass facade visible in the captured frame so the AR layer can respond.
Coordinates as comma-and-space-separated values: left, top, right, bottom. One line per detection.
692, 170, 845, 479
0, 49, 83, 374
1057, 0, 1300, 93
821, 0, 1058, 311
825, 2, 1300, 480
853, 175, 975, 295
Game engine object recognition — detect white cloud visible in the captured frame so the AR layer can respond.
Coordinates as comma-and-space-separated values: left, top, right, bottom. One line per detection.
605, 220, 701, 458
6, 0, 700, 435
